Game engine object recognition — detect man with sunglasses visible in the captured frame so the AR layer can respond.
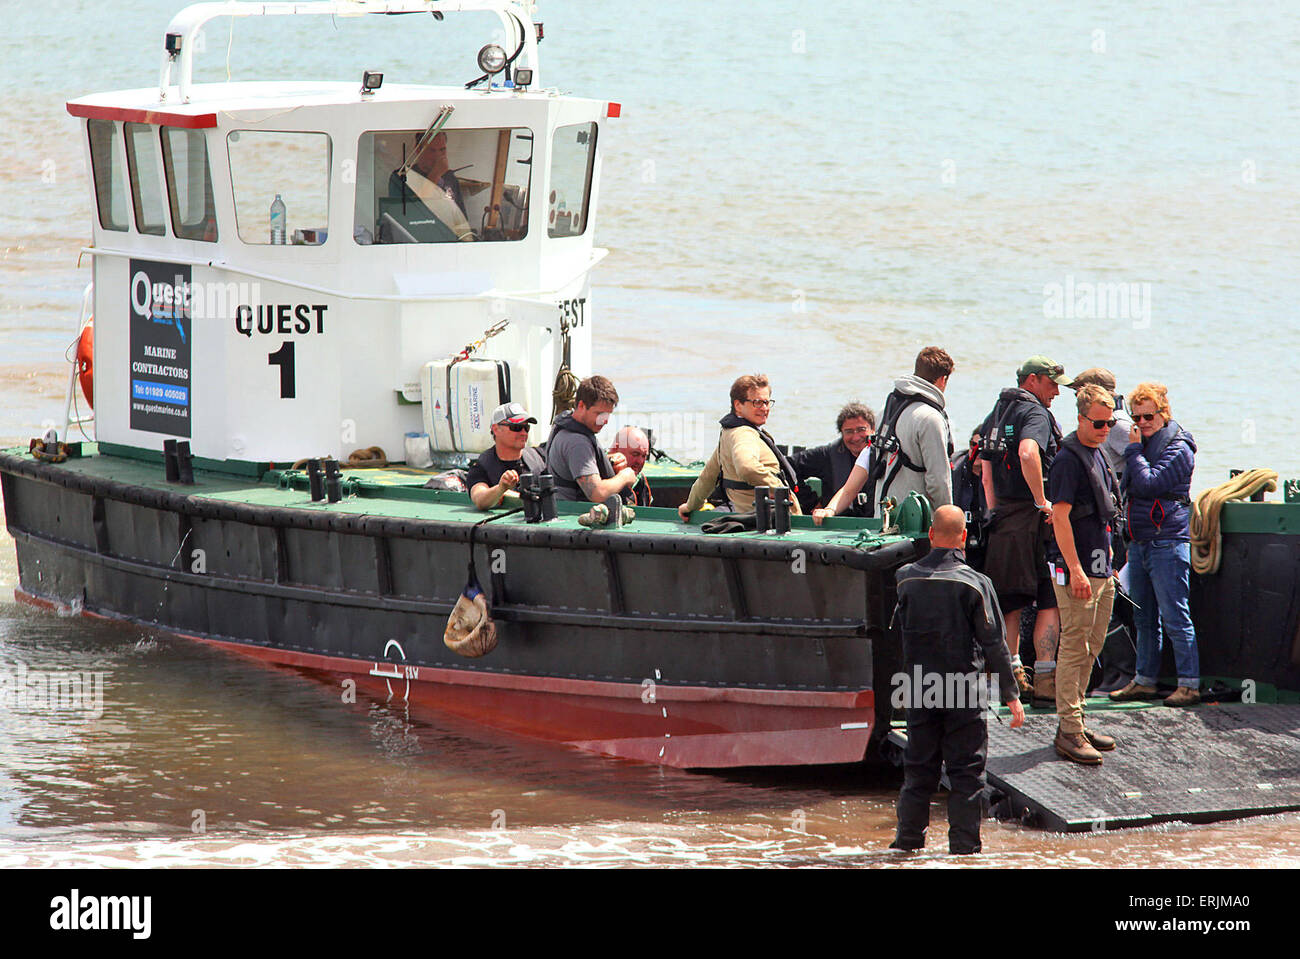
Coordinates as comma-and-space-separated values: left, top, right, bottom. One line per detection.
1048, 385, 1121, 764
467, 403, 547, 510
1068, 368, 1133, 484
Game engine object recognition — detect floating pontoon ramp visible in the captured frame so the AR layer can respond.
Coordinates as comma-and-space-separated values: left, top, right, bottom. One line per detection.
892, 703, 1300, 832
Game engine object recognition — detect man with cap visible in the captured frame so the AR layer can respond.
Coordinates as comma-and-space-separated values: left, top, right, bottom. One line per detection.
610, 426, 654, 507
978, 356, 1070, 707
466, 402, 545, 510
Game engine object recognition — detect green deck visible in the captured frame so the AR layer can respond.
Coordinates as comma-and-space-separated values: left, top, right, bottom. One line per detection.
4, 444, 886, 548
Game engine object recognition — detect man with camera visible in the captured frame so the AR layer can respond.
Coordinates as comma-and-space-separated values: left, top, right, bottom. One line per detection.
978, 356, 1069, 706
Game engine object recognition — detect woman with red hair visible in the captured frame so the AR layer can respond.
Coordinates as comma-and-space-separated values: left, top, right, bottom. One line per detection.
1110, 382, 1201, 707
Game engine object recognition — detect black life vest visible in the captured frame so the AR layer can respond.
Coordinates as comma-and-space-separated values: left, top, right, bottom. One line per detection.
862, 388, 950, 517
546, 412, 615, 493
981, 387, 1063, 495
715, 412, 802, 495
1060, 432, 1118, 522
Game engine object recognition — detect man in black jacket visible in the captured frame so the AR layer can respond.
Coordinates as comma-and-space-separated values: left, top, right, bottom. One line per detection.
890, 505, 1025, 855
790, 402, 875, 515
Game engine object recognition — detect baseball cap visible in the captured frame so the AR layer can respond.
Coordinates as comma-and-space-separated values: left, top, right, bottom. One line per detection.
1017, 355, 1072, 385
1067, 367, 1117, 391
490, 402, 537, 426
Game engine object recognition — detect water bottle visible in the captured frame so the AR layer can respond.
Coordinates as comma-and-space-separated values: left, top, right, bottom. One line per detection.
270, 194, 286, 244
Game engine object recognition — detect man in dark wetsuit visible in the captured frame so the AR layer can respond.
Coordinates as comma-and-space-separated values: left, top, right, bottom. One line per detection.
890, 505, 1025, 855
467, 402, 544, 510
978, 355, 1070, 708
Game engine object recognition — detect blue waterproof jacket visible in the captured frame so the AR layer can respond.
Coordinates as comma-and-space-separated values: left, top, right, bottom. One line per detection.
1122, 420, 1197, 542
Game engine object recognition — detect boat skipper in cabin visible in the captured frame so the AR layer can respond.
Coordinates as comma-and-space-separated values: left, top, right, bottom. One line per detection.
678, 374, 803, 519
810, 347, 954, 525
610, 426, 654, 507
1048, 385, 1121, 765
977, 355, 1071, 706
467, 403, 544, 510
388, 130, 474, 241
788, 402, 876, 516
889, 505, 1025, 855
547, 375, 638, 504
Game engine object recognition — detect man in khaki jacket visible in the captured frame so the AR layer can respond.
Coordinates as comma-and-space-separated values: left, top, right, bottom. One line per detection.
679, 374, 803, 518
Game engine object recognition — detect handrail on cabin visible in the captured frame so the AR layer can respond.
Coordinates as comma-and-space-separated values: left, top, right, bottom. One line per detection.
158, 1, 540, 103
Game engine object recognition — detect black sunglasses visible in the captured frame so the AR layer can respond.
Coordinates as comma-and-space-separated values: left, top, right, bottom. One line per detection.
1086, 417, 1117, 429
1134, 412, 1160, 423
504, 422, 530, 432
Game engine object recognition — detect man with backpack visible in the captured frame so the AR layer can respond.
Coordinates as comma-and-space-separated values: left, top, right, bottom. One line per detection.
809, 347, 954, 523
977, 356, 1070, 705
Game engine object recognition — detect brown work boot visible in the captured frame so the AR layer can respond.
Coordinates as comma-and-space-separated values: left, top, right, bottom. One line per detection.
1163, 686, 1201, 707
1031, 669, 1056, 709
1108, 680, 1158, 702
1082, 728, 1116, 751
1054, 727, 1103, 765
1012, 664, 1033, 698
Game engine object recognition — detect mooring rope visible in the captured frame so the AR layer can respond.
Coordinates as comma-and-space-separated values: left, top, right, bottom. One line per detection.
1189, 468, 1278, 575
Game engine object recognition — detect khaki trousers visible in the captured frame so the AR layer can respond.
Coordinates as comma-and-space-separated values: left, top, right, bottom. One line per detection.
1053, 576, 1116, 733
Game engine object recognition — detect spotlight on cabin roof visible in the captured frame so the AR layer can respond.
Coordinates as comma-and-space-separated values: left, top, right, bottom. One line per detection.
360, 70, 383, 96
477, 43, 507, 75
514, 67, 533, 90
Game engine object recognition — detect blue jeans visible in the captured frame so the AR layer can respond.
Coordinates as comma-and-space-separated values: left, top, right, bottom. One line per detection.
1127, 539, 1199, 687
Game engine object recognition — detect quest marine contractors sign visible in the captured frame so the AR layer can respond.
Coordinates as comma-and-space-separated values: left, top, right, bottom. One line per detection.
129, 259, 192, 437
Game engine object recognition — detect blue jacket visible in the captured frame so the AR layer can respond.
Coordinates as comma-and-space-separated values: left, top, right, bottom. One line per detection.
1122, 420, 1197, 542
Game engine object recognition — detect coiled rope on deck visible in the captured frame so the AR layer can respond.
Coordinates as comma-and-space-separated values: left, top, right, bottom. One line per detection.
1189, 468, 1278, 575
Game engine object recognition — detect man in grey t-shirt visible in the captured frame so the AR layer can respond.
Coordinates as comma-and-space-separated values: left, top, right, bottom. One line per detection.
546, 375, 637, 503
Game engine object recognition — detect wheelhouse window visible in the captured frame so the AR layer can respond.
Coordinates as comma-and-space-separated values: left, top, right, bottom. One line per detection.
548, 122, 597, 238
87, 120, 129, 233
228, 131, 331, 245
160, 126, 217, 242
124, 122, 167, 236
354, 127, 532, 245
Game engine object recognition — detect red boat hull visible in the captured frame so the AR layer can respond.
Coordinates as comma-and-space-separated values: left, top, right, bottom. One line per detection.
16, 588, 875, 768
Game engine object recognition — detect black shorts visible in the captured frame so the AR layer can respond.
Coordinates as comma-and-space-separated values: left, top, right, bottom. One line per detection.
983, 499, 1058, 614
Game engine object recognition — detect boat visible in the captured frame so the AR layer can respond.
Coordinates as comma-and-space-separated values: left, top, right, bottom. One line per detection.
0, 0, 928, 769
